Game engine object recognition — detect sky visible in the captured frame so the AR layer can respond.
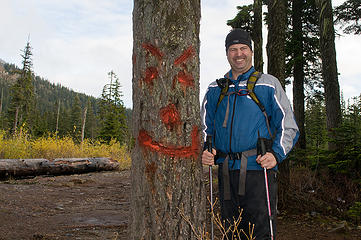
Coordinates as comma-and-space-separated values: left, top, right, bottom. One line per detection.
0, 0, 360, 109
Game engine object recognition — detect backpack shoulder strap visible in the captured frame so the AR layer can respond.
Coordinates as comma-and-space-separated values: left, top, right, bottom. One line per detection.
216, 78, 230, 109
247, 71, 274, 138
247, 71, 265, 112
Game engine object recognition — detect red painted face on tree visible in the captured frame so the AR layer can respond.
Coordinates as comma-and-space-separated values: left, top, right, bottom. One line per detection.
137, 43, 200, 160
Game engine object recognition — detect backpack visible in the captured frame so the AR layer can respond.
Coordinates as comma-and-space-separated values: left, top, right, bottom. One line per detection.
215, 71, 272, 138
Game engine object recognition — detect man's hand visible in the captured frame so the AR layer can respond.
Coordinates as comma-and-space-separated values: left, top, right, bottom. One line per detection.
202, 149, 216, 166
256, 152, 277, 169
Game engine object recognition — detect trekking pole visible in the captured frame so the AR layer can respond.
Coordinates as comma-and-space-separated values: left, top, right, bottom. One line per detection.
206, 136, 214, 240
258, 131, 274, 240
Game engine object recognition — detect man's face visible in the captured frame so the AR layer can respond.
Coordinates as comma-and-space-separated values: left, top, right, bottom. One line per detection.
226, 43, 253, 76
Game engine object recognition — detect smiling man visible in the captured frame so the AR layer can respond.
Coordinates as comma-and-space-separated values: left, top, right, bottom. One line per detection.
201, 29, 299, 239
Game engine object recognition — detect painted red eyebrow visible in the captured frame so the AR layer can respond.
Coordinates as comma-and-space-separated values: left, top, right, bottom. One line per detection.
142, 43, 164, 60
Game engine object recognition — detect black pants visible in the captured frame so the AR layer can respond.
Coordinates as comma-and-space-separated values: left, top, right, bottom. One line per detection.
218, 164, 277, 240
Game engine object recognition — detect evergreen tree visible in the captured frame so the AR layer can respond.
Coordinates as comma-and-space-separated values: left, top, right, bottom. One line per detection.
267, 0, 287, 88
290, 0, 306, 149
253, 0, 264, 72
131, 0, 204, 238
8, 40, 35, 133
227, 2, 264, 71
316, 0, 342, 151
334, 0, 361, 35
305, 96, 327, 151
98, 71, 127, 144
331, 95, 361, 179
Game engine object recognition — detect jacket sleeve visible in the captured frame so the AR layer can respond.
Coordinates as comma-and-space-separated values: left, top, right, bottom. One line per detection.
201, 85, 217, 149
269, 78, 299, 163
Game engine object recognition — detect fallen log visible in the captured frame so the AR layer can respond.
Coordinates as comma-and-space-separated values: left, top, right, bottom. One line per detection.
0, 158, 120, 179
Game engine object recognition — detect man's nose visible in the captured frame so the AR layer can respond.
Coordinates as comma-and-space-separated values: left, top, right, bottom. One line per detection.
235, 49, 243, 56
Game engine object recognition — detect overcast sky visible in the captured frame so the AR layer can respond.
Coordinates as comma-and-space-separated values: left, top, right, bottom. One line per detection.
0, 0, 360, 108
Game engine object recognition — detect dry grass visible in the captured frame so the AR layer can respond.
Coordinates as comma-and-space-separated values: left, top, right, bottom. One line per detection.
178, 198, 255, 240
0, 130, 131, 170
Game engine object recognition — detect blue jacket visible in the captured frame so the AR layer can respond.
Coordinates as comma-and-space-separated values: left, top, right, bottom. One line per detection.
201, 67, 299, 170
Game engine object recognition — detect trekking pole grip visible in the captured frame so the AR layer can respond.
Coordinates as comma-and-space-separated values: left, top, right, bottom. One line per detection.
207, 135, 212, 153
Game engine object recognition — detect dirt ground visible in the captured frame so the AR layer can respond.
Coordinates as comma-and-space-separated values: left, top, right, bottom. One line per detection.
0, 169, 360, 240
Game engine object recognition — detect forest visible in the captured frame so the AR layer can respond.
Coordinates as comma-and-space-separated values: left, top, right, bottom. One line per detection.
223, 0, 361, 229
0, 53, 132, 144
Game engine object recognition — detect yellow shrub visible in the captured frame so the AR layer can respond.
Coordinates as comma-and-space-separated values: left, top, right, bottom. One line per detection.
0, 130, 30, 159
0, 133, 131, 170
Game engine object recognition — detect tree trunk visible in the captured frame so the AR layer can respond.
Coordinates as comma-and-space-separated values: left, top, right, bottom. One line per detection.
131, 1, 204, 239
292, 0, 306, 149
0, 158, 119, 179
81, 107, 87, 144
267, 0, 287, 88
316, 0, 342, 151
13, 106, 19, 134
266, 0, 290, 206
56, 99, 60, 138
253, 0, 264, 72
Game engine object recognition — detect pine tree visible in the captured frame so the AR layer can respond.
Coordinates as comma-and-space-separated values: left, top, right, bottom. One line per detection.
334, 0, 361, 35
316, 0, 342, 151
8, 40, 35, 133
98, 71, 127, 144
305, 96, 327, 151
267, 0, 287, 88
226, 2, 264, 71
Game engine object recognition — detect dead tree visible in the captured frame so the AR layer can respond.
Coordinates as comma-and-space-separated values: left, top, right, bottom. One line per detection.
131, 0, 205, 239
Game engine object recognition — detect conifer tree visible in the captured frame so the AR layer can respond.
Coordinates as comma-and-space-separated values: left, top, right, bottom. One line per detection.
227, 2, 264, 71
316, 0, 342, 151
131, 0, 204, 238
98, 71, 127, 144
334, 0, 361, 35
8, 40, 34, 133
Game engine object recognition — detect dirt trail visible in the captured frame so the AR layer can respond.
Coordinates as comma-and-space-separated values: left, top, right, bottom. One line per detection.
0, 171, 129, 240
0, 170, 359, 240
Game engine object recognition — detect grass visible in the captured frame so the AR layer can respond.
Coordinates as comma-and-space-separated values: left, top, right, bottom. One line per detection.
0, 130, 131, 170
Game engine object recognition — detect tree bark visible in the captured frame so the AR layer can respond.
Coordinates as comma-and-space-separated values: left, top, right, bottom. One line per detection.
131, 1, 204, 239
0, 158, 119, 179
292, 0, 306, 149
267, 0, 287, 88
253, 0, 264, 72
266, 0, 290, 205
316, 0, 342, 151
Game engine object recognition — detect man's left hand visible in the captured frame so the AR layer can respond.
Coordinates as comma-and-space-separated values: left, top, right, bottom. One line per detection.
256, 152, 277, 169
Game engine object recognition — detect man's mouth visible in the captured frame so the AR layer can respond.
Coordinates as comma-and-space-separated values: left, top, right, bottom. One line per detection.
235, 58, 244, 63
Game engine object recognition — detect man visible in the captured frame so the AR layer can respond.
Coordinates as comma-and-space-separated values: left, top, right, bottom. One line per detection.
201, 29, 299, 239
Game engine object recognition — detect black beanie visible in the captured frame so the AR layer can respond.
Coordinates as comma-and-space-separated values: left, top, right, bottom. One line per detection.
225, 29, 252, 52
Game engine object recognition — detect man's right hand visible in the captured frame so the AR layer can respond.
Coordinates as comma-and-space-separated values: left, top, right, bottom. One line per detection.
202, 149, 216, 166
